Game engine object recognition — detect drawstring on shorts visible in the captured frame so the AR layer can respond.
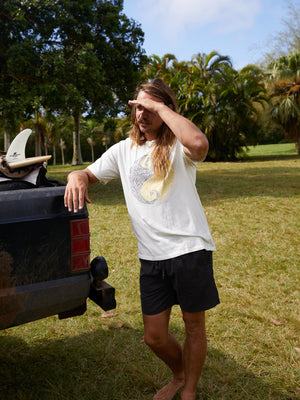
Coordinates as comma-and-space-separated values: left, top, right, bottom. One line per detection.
155, 261, 166, 279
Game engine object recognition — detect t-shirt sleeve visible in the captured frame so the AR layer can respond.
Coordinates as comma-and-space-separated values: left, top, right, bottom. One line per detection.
87, 143, 120, 184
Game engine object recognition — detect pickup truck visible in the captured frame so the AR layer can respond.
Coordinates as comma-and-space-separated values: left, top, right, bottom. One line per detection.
0, 184, 116, 330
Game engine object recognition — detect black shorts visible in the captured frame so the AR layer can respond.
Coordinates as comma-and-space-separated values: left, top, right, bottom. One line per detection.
139, 250, 220, 315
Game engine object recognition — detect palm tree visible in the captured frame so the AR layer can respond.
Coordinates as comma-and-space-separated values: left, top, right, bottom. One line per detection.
43, 112, 67, 165
143, 54, 178, 81
20, 106, 47, 157
188, 51, 232, 85
180, 51, 232, 123
55, 115, 74, 164
59, 139, 66, 165
181, 52, 234, 159
142, 52, 267, 160
268, 51, 300, 153
268, 51, 300, 80
81, 119, 99, 162
87, 137, 95, 163
183, 60, 267, 160
214, 65, 268, 159
270, 79, 300, 152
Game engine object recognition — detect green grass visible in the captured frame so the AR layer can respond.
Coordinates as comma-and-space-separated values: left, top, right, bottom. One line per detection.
245, 142, 298, 159
0, 144, 299, 400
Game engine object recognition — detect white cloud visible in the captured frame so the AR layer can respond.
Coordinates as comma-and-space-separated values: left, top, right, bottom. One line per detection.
135, 0, 262, 39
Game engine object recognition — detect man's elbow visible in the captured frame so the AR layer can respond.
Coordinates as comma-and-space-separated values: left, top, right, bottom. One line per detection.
192, 137, 209, 162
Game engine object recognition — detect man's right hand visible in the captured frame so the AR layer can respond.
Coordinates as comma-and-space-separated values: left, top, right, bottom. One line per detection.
64, 169, 97, 213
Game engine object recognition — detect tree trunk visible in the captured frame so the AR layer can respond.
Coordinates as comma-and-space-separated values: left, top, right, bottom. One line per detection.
72, 110, 83, 165
35, 125, 42, 156
60, 143, 65, 165
44, 136, 48, 156
52, 145, 56, 166
4, 129, 10, 152
91, 144, 94, 163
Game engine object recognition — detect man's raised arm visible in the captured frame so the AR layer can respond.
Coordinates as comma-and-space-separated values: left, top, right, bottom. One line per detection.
129, 98, 209, 162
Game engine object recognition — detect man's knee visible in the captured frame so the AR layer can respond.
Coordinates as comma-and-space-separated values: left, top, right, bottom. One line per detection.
182, 311, 206, 337
143, 329, 168, 349
143, 309, 171, 349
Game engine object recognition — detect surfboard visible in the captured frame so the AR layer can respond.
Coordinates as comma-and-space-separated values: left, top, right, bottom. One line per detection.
7, 155, 52, 169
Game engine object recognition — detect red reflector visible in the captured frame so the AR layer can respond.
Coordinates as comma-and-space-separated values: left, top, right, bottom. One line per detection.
71, 219, 90, 236
72, 237, 90, 253
70, 219, 91, 272
72, 255, 90, 271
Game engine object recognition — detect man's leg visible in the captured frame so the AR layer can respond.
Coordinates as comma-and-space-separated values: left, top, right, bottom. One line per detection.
143, 308, 185, 400
181, 311, 207, 400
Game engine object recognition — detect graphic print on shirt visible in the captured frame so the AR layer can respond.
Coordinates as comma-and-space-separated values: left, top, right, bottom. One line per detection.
129, 154, 174, 204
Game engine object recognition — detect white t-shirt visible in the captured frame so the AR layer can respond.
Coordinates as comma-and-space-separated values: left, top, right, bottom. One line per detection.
88, 137, 216, 260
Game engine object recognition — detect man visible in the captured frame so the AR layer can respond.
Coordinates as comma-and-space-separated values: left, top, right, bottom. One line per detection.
64, 78, 219, 400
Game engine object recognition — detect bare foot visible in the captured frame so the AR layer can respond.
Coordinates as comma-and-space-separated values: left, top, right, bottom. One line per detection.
153, 378, 185, 400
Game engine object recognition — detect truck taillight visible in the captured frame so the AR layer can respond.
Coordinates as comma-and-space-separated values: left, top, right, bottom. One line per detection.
70, 218, 91, 272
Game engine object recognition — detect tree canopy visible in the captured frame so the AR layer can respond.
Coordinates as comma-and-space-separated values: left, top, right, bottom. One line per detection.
1, 1, 299, 163
142, 52, 268, 161
268, 51, 300, 151
0, 0, 147, 163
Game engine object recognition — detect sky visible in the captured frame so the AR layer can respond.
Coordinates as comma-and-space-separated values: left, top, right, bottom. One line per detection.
122, 0, 291, 70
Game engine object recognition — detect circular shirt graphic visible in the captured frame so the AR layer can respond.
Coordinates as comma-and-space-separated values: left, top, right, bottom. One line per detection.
129, 155, 174, 204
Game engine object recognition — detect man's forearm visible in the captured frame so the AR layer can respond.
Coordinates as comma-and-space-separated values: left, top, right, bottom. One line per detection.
158, 105, 209, 161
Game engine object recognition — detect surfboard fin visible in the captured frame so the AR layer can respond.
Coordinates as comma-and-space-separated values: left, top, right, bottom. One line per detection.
5, 129, 51, 169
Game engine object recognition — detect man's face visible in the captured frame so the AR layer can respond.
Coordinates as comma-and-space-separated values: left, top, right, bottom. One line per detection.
135, 91, 164, 140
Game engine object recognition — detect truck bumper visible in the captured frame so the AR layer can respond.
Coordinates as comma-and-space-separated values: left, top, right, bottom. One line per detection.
0, 273, 116, 330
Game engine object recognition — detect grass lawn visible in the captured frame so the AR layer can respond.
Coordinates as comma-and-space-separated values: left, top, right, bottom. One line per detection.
0, 144, 299, 400
245, 142, 298, 159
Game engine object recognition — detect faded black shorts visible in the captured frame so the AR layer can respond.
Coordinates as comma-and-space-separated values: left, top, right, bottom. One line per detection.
139, 249, 220, 315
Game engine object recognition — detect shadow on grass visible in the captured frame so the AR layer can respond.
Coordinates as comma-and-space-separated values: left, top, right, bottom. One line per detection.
246, 154, 299, 162
85, 163, 300, 209
198, 166, 300, 205
47, 155, 299, 210
0, 325, 295, 400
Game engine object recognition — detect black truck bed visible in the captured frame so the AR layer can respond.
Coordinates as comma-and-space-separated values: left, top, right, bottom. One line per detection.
0, 186, 116, 330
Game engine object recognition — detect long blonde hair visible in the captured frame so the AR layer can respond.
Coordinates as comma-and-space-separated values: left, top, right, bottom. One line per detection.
130, 78, 177, 177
